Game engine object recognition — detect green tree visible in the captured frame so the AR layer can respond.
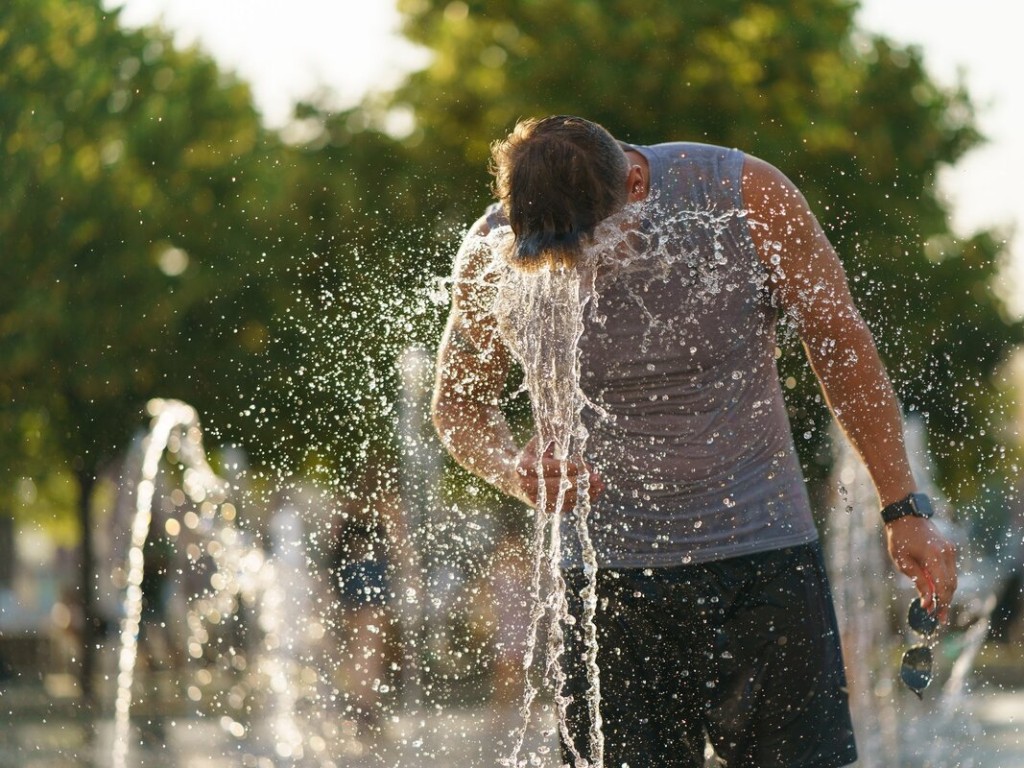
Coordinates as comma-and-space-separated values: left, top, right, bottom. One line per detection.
237, 101, 469, 488
368, 0, 1022, 502
0, 0, 291, 695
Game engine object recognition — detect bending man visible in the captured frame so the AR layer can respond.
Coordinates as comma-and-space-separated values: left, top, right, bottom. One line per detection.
432, 115, 957, 768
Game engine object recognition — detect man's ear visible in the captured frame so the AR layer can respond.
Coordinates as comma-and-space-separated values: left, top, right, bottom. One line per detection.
626, 164, 646, 202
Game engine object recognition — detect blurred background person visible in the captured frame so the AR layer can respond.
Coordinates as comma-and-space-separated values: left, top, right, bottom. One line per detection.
327, 464, 400, 740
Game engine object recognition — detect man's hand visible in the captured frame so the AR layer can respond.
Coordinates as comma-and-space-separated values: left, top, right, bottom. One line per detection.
885, 516, 958, 622
515, 436, 605, 514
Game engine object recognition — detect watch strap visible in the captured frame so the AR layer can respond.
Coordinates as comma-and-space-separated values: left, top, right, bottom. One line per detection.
881, 492, 934, 524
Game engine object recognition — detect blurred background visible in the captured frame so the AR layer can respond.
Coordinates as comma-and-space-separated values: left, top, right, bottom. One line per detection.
2, 1, 1023, 766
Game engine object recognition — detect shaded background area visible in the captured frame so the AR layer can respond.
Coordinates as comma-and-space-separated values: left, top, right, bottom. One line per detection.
2, 1, 1023, 765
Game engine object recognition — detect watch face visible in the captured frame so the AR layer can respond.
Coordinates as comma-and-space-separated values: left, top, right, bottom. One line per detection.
910, 493, 934, 518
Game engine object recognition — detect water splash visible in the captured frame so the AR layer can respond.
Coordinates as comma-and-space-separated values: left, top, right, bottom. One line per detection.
828, 416, 1005, 768
827, 423, 901, 767
108, 399, 350, 768
473, 197, 777, 767
488, 234, 603, 768
111, 398, 232, 768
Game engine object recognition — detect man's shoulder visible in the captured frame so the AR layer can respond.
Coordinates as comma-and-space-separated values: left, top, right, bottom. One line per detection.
643, 142, 748, 181
482, 201, 508, 230
459, 203, 508, 241
643, 140, 742, 156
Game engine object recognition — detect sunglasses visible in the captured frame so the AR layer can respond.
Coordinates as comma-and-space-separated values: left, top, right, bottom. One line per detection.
900, 596, 939, 698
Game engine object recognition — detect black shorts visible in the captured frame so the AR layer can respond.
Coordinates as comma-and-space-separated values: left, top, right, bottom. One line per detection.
561, 542, 857, 768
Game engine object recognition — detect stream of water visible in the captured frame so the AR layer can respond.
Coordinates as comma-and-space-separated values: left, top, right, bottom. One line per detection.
110, 399, 233, 768
494, 261, 603, 768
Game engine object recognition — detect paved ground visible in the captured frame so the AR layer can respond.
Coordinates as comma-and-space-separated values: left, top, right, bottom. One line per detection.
0, 672, 550, 768
2, 674, 1024, 767
899, 683, 1024, 767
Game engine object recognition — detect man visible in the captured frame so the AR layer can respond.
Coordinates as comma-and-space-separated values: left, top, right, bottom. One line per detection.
432, 115, 957, 768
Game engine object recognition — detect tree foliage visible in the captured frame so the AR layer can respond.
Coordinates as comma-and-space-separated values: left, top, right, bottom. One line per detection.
2, 0, 1020, 525
0, 0, 305, 692
0, 0, 290, 514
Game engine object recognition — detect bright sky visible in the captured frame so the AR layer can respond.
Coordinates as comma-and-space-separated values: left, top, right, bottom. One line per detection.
857, 1, 1021, 239
107, 0, 427, 122
108, 0, 1022, 288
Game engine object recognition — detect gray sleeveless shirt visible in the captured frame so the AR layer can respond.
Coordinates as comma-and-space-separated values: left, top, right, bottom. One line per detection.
572, 142, 818, 568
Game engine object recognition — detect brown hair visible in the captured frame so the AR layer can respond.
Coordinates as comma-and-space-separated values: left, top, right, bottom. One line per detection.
489, 115, 629, 271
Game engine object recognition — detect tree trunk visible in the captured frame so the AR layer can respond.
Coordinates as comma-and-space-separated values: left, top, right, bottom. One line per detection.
75, 467, 97, 704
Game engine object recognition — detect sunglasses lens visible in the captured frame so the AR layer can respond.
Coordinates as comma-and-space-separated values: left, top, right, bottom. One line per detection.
900, 645, 934, 697
908, 597, 938, 636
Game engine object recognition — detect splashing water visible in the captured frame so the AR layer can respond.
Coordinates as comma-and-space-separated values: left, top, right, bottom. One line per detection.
491, 251, 604, 768
109, 398, 343, 768
829, 416, 1007, 768
469, 197, 770, 768
827, 423, 901, 767
111, 398, 232, 768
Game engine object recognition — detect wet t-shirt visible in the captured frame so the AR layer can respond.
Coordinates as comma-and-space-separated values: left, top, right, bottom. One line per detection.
478, 142, 818, 569
575, 142, 817, 567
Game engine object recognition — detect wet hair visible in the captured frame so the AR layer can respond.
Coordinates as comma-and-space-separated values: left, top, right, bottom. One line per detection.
489, 115, 629, 271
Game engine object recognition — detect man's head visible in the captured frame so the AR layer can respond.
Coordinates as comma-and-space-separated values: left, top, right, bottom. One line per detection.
490, 115, 630, 270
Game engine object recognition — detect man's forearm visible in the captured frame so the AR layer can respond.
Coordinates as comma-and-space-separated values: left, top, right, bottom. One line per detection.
432, 398, 530, 505
807, 331, 916, 507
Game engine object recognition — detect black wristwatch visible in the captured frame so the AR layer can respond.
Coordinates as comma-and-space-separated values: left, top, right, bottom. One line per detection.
881, 492, 934, 524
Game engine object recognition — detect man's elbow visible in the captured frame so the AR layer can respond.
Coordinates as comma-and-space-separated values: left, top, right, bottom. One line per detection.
430, 392, 456, 450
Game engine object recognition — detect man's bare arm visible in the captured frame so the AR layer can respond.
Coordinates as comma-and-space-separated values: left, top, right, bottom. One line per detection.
431, 218, 530, 505
743, 155, 957, 617
431, 217, 605, 513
